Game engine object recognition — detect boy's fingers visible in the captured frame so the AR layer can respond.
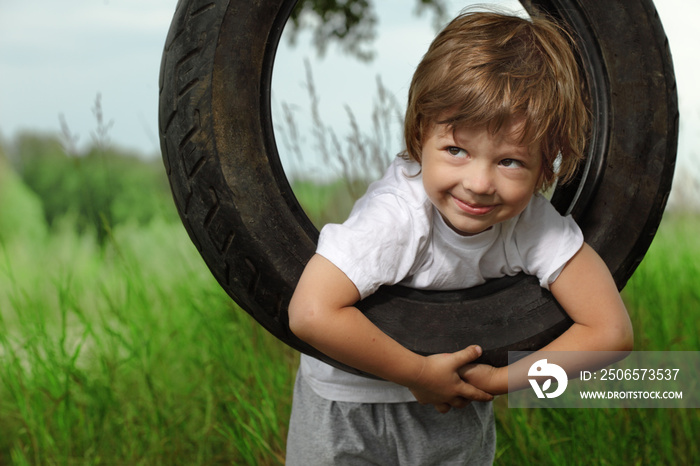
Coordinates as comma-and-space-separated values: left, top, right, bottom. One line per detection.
457, 363, 476, 378
450, 397, 471, 409
454, 345, 483, 366
461, 385, 493, 402
434, 403, 451, 414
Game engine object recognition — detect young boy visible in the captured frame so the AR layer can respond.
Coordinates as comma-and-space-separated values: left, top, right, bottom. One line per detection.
286, 10, 633, 465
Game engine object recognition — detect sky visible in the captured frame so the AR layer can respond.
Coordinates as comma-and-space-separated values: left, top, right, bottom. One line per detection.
1, 0, 698, 205
1, 0, 175, 156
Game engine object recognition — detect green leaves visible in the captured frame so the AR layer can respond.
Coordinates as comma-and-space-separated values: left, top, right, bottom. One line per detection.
286, 0, 448, 61
7, 133, 177, 245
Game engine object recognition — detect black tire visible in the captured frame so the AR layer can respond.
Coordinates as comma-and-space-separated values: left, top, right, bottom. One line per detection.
158, 0, 677, 372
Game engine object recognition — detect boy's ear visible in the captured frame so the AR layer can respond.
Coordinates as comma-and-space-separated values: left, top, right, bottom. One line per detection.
534, 167, 547, 193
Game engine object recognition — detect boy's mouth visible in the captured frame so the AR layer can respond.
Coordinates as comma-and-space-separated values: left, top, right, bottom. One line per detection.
451, 195, 496, 216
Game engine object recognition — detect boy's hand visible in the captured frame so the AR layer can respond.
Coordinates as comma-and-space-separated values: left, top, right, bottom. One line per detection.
407, 345, 493, 413
458, 363, 504, 395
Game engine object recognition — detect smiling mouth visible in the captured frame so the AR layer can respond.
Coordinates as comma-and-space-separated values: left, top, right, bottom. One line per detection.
452, 196, 496, 216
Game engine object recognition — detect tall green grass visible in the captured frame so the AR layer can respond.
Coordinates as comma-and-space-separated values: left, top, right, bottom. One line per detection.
623, 214, 700, 351
492, 213, 700, 465
0, 217, 296, 464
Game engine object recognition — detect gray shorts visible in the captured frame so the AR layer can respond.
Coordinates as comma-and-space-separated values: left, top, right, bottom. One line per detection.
286, 370, 496, 465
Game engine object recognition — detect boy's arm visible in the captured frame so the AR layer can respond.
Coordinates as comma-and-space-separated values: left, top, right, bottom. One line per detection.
463, 243, 634, 394
289, 253, 493, 411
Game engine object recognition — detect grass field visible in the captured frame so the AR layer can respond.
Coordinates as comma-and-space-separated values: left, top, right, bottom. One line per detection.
0, 217, 297, 465
493, 219, 700, 465
1, 174, 699, 463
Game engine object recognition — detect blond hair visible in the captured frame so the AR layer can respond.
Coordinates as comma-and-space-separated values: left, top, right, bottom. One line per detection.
401, 10, 590, 191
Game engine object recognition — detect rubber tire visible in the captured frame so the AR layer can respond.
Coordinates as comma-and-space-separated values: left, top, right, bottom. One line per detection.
158, 0, 677, 372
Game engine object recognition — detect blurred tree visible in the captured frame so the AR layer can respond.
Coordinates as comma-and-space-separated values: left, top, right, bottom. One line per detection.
10, 132, 178, 245
0, 142, 47, 242
286, 0, 448, 60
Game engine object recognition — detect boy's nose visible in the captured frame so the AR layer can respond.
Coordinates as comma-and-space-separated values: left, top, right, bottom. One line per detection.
462, 163, 495, 196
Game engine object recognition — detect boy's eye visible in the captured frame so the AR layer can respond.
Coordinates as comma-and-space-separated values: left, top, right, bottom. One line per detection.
446, 146, 467, 158
500, 158, 523, 168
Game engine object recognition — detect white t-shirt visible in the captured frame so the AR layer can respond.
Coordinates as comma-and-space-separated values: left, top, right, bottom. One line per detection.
300, 157, 584, 403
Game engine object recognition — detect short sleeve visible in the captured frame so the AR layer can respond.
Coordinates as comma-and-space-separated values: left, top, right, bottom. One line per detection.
317, 192, 428, 300
508, 195, 584, 289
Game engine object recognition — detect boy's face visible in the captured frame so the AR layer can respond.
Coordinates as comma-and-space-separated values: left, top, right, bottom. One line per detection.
421, 121, 542, 236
